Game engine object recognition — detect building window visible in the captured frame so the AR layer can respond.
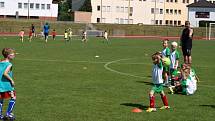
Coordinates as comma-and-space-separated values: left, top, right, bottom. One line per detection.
124, 19, 129, 24
115, 18, 119, 24
160, 20, 162, 25
120, 7, 124, 12
174, 9, 177, 14
170, 20, 173, 25
160, 9, 163, 14
187, 0, 189, 3
166, 0, 169, 2
36, 3, 40, 9
125, 7, 128, 13
129, 19, 133, 24
165, 20, 169, 25
178, 21, 181, 26
24, 3, 28, 9
166, 9, 169, 14
120, 18, 124, 24
30, 3, 34, 9
175, 0, 178, 2
47, 4, 50, 9
151, 20, 155, 24
102, 6, 106, 12
170, 9, 173, 14
151, 8, 155, 14
18, 3, 22, 9
97, 18, 100, 23
0, 2, 4, 8
102, 18, 106, 23
170, 0, 173, 2
97, 6, 100, 11
107, 6, 111, 12
41, 4, 45, 9
178, 10, 181, 14
156, 20, 159, 25
116, 6, 120, 12
174, 21, 177, 26
183, 0, 186, 3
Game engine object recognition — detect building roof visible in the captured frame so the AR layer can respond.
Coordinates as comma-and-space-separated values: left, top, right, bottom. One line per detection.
52, 0, 63, 4
187, 0, 215, 8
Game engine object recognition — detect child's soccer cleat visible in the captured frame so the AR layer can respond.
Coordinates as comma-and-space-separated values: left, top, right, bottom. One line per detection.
146, 108, 156, 112
5, 113, 15, 120
0, 115, 3, 120
160, 106, 170, 110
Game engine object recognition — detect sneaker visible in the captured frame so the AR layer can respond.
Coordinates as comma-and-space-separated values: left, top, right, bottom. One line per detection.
5, 113, 15, 120
146, 108, 156, 112
160, 106, 170, 110
0, 115, 3, 120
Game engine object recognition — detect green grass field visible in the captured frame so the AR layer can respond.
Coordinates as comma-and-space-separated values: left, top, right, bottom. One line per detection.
0, 36, 214, 121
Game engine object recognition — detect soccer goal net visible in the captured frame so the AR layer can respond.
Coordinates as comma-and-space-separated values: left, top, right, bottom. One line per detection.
209, 23, 215, 40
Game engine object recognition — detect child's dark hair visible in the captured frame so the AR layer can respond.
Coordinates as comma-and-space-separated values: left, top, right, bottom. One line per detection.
2, 48, 15, 58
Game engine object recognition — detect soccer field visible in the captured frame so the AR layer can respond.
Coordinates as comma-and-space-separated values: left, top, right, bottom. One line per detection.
0, 36, 215, 121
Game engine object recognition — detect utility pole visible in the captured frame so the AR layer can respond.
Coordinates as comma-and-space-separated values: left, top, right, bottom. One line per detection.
128, 0, 130, 24
101, 0, 103, 23
28, 0, 30, 19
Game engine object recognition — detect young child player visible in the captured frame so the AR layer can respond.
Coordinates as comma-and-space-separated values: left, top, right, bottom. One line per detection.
146, 52, 170, 112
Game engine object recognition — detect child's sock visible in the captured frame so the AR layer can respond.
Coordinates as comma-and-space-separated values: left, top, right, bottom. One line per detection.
0, 99, 3, 116
6, 99, 16, 115
149, 95, 155, 108
161, 94, 168, 106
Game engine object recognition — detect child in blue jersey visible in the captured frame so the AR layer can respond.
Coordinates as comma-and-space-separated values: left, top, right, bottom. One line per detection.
0, 48, 16, 120
146, 52, 170, 112
43, 22, 50, 43
161, 39, 171, 86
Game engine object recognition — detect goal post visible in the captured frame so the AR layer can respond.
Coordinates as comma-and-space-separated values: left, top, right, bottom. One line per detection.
208, 23, 215, 40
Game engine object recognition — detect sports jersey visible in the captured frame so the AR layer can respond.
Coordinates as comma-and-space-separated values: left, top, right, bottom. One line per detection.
0, 62, 14, 92
162, 47, 170, 58
170, 50, 180, 69
152, 61, 163, 84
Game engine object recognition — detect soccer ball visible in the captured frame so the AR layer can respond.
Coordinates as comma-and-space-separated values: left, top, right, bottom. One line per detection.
163, 57, 171, 66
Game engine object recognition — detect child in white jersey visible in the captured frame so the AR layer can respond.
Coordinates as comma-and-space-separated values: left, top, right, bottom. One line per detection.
146, 52, 170, 112
170, 42, 180, 86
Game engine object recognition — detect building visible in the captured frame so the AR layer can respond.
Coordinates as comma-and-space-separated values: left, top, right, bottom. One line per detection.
187, 0, 215, 27
0, 0, 58, 20
90, 0, 194, 26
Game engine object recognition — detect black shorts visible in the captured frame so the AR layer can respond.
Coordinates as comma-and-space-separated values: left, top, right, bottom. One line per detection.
182, 48, 192, 56
44, 33, 49, 36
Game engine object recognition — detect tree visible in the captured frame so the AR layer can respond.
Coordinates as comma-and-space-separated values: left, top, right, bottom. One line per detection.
57, 0, 72, 21
78, 0, 92, 12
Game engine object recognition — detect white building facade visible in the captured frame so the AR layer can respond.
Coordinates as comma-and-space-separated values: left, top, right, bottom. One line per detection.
0, 0, 58, 20
187, 0, 215, 27
91, 0, 194, 26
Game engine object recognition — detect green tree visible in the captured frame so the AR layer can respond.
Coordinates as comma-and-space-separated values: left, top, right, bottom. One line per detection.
58, 0, 72, 21
78, 0, 92, 12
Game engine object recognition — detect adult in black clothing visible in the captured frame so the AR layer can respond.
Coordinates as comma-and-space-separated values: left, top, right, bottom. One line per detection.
31, 24, 35, 37
180, 21, 193, 64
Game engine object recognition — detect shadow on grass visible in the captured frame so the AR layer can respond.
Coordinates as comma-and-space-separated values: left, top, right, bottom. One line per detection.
199, 104, 215, 109
136, 81, 153, 86
120, 103, 148, 110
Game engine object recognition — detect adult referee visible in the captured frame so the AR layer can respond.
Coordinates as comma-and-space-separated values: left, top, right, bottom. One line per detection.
180, 21, 193, 64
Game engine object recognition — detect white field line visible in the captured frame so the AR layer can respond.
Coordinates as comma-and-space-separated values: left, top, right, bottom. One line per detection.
16, 58, 215, 88
104, 58, 149, 79
104, 58, 215, 88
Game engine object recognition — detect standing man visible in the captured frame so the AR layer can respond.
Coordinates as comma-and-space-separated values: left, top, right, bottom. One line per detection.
31, 24, 36, 37
43, 22, 50, 43
180, 21, 193, 64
